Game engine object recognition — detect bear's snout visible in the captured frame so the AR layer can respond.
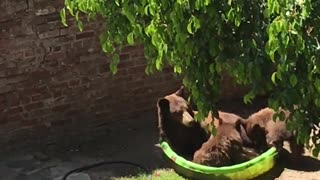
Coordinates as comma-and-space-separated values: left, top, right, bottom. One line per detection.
182, 111, 195, 127
266, 137, 283, 150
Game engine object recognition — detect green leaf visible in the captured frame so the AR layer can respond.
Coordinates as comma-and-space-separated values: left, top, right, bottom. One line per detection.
66, 0, 74, 16
127, 32, 134, 45
251, 39, 257, 48
163, 44, 168, 54
243, 91, 255, 104
235, 14, 241, 27
102, 41, 115, 53
192, 85, 200, 100
187, 20, 193, 34
278, 111, 286, 121
314, 98, 320, 107
289, 74, 298, 87
211, 126, 217, 136
268, 98, 280, 110
271, 72, 277, 85
144, 5, 150, 15
216, 62, 222, 73
276, 66, 283, 80
115, 0, 120, 6
77, 20, 83, 32
209, 64, 215, 73
219, 42, 224, 51
314, 78, 320, 93
227, 8, 234, 21
187, 16, 201, 34
60, 8, 68, 27
174, 65, 182, 73
205, 0, 211, 6
283, 35, 290, 47
110, 54, 120, 75
290, 30, 298, 35
75, 11, 80, 21
193, 16, 201, 31
312, 146, 320, 157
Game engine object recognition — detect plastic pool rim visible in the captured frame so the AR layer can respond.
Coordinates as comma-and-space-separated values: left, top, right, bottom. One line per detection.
160, 141, 278, 179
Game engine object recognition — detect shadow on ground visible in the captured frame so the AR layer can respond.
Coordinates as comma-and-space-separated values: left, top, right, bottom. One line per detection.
255, 149, 320, 180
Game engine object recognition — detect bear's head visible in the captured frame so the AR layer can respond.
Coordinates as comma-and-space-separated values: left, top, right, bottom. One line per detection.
157, 86, 195, 128
265, 120, 292, 150
156, 86, 208, 159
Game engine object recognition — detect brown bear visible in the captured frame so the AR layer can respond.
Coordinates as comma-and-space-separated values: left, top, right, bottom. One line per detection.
198, 110, 254, 147
156, 86, 209, 159
193, 118, 259, 167
241, 107, 305, 157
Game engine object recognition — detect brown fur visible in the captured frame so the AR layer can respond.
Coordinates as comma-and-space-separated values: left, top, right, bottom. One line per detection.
193, 118, 259, 167
241, 107, 305, 157
157, 86, 209, 159
198, 111, 253, 147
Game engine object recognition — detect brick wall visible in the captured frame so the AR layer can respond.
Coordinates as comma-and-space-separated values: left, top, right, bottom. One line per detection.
0, 0, 247, 151
0, 0, 183, 151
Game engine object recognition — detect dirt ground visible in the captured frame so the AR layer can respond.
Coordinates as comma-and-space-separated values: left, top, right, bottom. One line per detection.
0, 96, 319, 180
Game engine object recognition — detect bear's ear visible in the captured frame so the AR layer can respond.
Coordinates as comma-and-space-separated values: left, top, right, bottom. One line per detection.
218, 118, 223, 126
238, 118, 247, 128
235, 119, 242, 131
236, 119, 254, 146
174, 86, 186, 98
157, 98, 170, 111
252, 123, 266, 134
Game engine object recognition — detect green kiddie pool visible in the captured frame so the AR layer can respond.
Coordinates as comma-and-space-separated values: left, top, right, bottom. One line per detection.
160, 141, 278, 180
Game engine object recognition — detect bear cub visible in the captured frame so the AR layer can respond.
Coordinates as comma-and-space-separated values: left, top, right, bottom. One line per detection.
193, 118, 259, 167
241, 107, 305, 157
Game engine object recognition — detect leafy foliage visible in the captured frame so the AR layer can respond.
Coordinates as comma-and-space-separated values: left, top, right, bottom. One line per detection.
61, 0, 320, 156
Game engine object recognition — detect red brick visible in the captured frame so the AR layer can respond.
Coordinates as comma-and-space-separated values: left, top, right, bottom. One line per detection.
52, 104, 70, 112
6, 92, 20, 106
7, 114, 24, 122
7, 106, 23, 115
30, 70, 51, 79
51, 119, 72, 127
36, 23, 55, 33
118, 60, 135, 69
0, 117, 8, 125
95, 111, 111, 119
23, 86, 48, 96
73, 41, 83, 49
44, 51, 65, 61
59, 28, 68, 36
49, 46, 61, 52
42, 59, 59, 67
56, 36, 74, 43
45, 14, 62, 22
38, 29, 59, 39
62, 88, 73, 96
24, 48, 35, 57
76, 31, 94, 40
69, 80, 80, 87
31, 93, 51, 102
5, 68, 20, 77
127, 65, 146, 74
51, 90, 62, 98
50, 82, 68, 89
24, 102, 44, 111
20, 95, 31, 104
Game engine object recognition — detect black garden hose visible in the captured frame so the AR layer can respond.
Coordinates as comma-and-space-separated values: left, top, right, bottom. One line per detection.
62, 160, 152, 180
